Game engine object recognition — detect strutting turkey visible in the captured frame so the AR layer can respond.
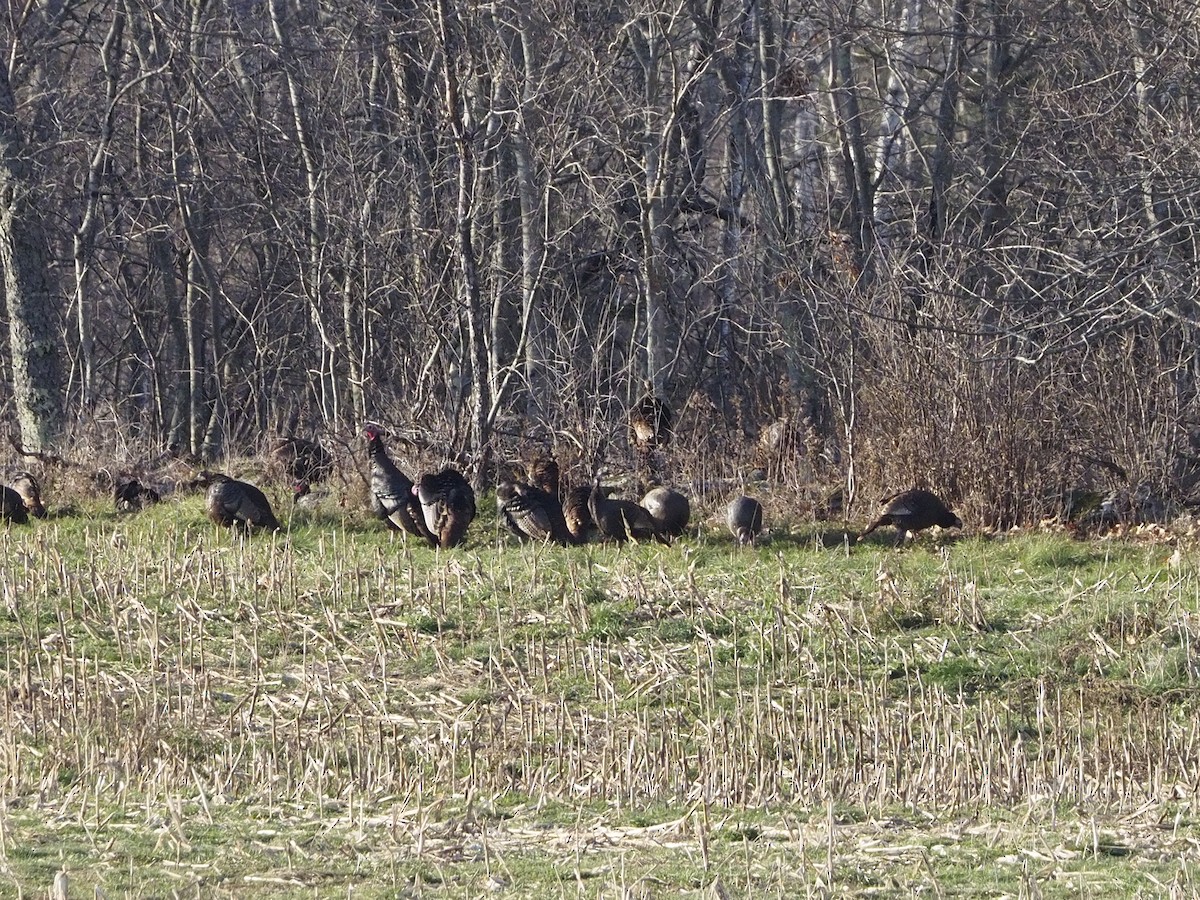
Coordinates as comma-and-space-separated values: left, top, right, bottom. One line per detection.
10, 472, 46, 519
497, 481, 577, 545
114, 478, 161, 512
859, 489, 962, 544
364, 424, 433, 544
197, 473, 282, 532
271, 437, 333, 485
416, 468, 476, 549
642, 487, 690, 539
727, 495, 764, 546
1, 485, 29, 524
588, 482, 666, 544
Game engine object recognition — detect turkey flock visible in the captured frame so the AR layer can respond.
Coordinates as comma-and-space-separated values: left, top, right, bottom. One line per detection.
1, 405, 967, 549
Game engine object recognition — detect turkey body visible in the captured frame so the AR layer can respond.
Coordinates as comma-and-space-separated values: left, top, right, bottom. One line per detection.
727, 496, 764, 546
629, 393, 672, 455
364, 425, 433, 543
292, 480, 332, 511
1, 486, 29, 524
272, 437, 333, 485
202, 474, 282, 532
416, 468, 476, 549
498, 481, 576, 545
114, 478, 161, 511
629, 393, 672, 479
10, 472, 46, 519
642, 487, 690, 539
525, 457, 560, 498
860, 489, 961, 542
562, 485, 596, 544
588, 484, 664, 544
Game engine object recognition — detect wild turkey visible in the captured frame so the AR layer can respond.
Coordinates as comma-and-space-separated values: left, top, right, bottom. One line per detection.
497, 481, 577, 545
525, 456, 561, 498
10, 472, 46, 519
114, 477, 161, 512
271, 436, 333, 485
859, 489, 962, 543
291, 480, 332, 511
727, 495, 764, 546
630, 392, 672, 461
642, 487, 690, 539
562, 485, 596, 544
588, 483, 666, 544
496, 482, 526, 539
1, 485, 29, 524
364, 424, 433, 543
198, 473, 282, 532
416, 468, 476, 549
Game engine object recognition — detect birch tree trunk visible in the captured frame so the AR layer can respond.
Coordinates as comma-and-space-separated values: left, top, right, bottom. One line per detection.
926, 0, 968, 243
632, 16, 674, 400
873, 0, 921, 262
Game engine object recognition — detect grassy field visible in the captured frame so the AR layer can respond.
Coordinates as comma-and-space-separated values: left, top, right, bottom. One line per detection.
1, 490, 1199, 898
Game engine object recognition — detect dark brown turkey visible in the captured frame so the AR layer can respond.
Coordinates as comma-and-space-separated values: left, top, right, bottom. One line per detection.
114, 477, 161, 512
497, 481, 576, 545
199, 473, 282, 532
629, 392, 672, 458
525, 456, 561, 498
416, 468, 476, 549
271, 436, 334, 485
642, 487, 690, 539
562, 485, 596, 544
588, 483, 666, 544
1, 485, 29, 524
10, 472, 46, 519
364, 424, 432, 543
727, 495, 764, 546
859, 489, 962, 543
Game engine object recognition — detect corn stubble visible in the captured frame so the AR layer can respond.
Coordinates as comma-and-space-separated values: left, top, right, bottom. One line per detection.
0, 516, 1197, 896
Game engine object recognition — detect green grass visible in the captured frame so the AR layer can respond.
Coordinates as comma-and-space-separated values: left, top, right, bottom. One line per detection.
0, 496, 1198, 896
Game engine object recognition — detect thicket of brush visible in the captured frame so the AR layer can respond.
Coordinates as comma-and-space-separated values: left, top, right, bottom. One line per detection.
0, 484, 1198, 896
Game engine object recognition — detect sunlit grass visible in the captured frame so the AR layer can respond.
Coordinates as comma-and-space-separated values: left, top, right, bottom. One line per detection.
0, 501, 1197, 896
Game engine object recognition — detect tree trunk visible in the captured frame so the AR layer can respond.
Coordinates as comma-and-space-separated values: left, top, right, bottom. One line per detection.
71, 9, 125, 411
926, 0, 968, 243
437, 0, 491, 475
715, 0, 753, 409
0, 60, 64, 452
634, 16, 676, 399
873, 0, 921, 261
270, 0, 336, 425
828, 13, 875, 283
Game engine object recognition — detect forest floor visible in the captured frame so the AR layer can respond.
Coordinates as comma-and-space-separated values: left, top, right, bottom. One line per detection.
1, 486, 1199, 898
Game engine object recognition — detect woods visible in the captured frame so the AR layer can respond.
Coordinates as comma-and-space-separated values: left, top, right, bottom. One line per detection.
0, 0, 1196, 522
